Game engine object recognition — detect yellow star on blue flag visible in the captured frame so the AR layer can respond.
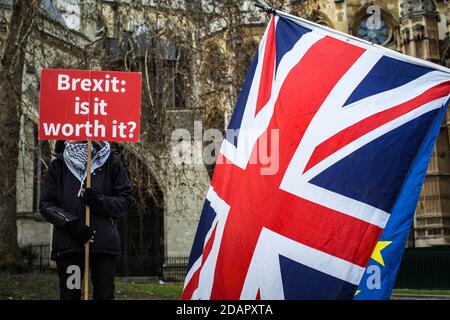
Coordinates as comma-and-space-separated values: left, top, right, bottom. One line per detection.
371, 241, 392, 267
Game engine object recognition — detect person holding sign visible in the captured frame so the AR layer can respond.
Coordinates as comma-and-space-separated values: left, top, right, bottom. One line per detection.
39, 68, 141, 300
39, 140, 134, 300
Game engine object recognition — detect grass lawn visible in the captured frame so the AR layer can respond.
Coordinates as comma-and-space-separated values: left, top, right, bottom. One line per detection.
2, 272, 449, 300
115, 281, 182, 300
392, 289, 450, 296
0, 272, 182, 300
0, 272, 59, 300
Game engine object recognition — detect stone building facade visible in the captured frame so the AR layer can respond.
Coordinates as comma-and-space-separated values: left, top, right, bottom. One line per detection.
1, 0, 211, 270
1, 0, 449, 275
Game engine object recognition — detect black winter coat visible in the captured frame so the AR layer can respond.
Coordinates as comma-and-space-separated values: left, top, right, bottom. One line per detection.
39, 143, 134, 260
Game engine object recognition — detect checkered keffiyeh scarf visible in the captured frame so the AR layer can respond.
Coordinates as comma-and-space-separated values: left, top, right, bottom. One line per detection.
63, 141, 111, 195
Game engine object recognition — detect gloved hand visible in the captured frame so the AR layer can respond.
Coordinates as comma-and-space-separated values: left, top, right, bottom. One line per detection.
66, 219, 95, 245
82, 188, 101, 209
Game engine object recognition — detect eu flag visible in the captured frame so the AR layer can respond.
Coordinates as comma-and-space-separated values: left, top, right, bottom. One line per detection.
354, 99, 449, 300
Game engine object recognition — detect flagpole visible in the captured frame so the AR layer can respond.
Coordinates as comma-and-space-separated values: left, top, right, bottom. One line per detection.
254, 2, 450, 74
254, 2, 275, 15
83, 139, 92, 300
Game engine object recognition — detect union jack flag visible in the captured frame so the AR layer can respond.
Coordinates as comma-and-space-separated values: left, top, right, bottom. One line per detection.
183, 14, 450, 300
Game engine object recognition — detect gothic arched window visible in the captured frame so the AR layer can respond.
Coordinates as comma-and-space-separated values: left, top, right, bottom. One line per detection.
356, 16, 390, 45
352, 4, 398, 47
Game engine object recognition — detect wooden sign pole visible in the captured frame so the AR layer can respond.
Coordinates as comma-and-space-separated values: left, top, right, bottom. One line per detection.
83, 139, 92, 300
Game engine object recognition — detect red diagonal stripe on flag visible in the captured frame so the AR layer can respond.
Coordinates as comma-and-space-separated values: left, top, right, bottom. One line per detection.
303, 81, 450, 174
181, 224, 218, 299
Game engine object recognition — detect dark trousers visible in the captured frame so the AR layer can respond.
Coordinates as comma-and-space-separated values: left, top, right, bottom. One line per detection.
56, 253, 117, 300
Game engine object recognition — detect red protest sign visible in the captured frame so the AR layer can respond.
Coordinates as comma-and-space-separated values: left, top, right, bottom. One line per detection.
39, 69, 142, 142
